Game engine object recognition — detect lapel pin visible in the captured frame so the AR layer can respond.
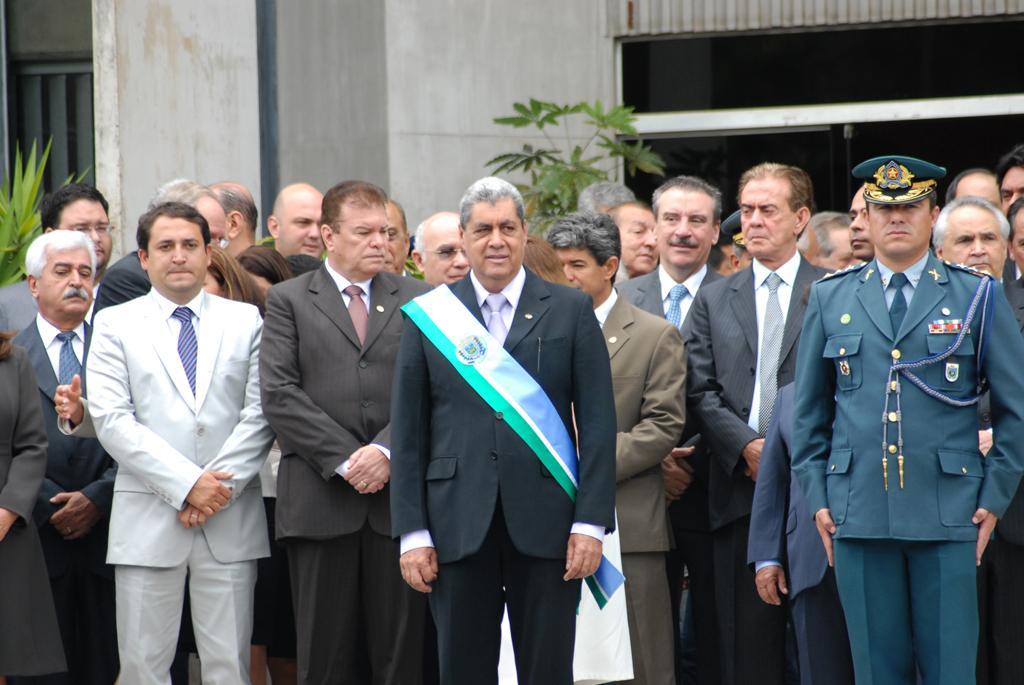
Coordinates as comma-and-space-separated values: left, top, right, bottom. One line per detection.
840, 313, 851, 324
928, 268, 941, 281
863, 268, 875, 281
375, 305, 384, 312
608, 336, 618, 344
524, 313, 533, 320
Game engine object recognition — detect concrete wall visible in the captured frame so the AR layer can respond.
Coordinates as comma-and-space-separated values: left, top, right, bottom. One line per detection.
274, 0, 614, 232
93, 0, 261, 254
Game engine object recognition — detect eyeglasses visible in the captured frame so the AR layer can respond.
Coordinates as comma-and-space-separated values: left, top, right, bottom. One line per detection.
65, 224, 114, 236
433, 246, 466, 261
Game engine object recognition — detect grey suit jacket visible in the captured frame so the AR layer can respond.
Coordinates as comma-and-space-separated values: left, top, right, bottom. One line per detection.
260, 266, 430, 541
685, 257, 825, 530
0, 281, 37, 333
605, 295, 686, 553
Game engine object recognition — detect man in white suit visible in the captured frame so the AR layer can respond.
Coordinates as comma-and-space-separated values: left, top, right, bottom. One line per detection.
81, 201, 274, 684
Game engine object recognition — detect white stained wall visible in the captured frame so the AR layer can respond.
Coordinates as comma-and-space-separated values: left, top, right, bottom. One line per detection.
94, 0, 262, 254
275, 0, 615, 234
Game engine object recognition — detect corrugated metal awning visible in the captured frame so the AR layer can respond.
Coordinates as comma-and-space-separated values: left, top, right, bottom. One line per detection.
608, 0, 1024, 37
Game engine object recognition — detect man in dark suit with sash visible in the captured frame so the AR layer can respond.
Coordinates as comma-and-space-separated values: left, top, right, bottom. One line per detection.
390, 176, 617, 684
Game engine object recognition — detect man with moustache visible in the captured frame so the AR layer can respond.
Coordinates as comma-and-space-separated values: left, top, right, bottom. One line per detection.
260, 181, 430, 683
933, 197, 1009, 278
411, 211, 470, 287
848, 186, 874, 263
390, 177, 616, 683
385, 199, 412, 276
794, 156, 1024, 685
15, 231, 119, 685
267, 183, 324, 259
608, 201, 658, 281
618, 175, 723, 684
686, 163, 824, 685
0, 184, 113, 333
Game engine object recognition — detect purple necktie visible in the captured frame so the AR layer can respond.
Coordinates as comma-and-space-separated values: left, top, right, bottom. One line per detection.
485, 294, 508, 345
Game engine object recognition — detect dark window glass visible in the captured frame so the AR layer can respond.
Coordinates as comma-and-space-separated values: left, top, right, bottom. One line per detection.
623, 20, 1024, 113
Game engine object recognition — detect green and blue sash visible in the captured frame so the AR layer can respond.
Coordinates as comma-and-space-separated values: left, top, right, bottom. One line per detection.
402, 285, 625, 608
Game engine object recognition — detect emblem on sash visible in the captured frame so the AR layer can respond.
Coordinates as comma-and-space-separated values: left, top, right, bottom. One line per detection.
945, 362, 959, 382
455, 334, 488, 365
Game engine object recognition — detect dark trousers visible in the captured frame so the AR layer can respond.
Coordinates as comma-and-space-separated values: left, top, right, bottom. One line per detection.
790, 567, 854, 685
834, 539, 977, 685
13, 563, 118, 685
666, 528, 720, 684
287, 525, 425, 685
977, 535, 1024, 685
429, 503, 580, 685
712, 516, 787, 685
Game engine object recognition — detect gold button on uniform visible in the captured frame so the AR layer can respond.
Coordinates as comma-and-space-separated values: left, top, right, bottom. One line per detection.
888, 412, 898, 422
961, 467, 968, 474
839, 347, 846, 356
890, 381, 898, 391
831, 464, 836, 471
891, 349, 901, 360
888, 444, 898, 454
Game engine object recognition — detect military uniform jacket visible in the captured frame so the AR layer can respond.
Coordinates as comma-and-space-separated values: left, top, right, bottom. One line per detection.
792, 255, 1024, 542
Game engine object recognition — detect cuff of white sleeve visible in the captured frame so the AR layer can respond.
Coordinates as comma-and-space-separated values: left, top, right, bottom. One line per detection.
570, 522, 604, 543
372, 444, 391, 460
335, 459, 350, 477
400, 529, 435, 555
755, 560, 782, 572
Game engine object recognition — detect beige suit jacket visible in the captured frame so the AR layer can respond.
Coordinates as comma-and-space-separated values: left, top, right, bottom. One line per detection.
604, 295, 686, 554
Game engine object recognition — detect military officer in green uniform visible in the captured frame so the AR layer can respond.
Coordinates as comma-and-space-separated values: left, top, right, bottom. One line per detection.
792, 155, 1024, 685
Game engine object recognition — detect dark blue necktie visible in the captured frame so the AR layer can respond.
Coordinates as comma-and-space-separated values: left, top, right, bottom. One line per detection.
888, 272, 909, 335
171, 307, 197, 395
56, 331, 81, 385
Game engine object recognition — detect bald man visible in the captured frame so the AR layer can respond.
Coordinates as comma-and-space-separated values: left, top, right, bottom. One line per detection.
211, 181, 259, 256
267, 183, 324, 258
411, 212, 469, 286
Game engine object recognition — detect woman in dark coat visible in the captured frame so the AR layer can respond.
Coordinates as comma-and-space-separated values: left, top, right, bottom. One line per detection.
0, 332, 65, 681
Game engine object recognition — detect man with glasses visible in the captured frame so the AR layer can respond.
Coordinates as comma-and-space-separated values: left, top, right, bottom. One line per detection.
411, 211, 470, 286
0, 184, 113, 333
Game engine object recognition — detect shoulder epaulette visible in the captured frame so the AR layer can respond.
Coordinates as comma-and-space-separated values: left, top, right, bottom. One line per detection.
819, 261, 868, 281
943, 260, 986, 278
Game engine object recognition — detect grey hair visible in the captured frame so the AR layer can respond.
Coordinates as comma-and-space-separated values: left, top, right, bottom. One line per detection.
413, 211, 459, 254
651, 175, 722, 223
577, 182, 636, 213
458, 177, 525, 229
932, 196, 1010, 249
211, 183, 258, 233
546, 211, 621, 283
25, 230, 96, 278
148, 178, 219, 210
806, 211, 850, 258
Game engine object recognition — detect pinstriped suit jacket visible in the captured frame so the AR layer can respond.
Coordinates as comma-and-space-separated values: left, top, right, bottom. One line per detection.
684, 257, 825, 531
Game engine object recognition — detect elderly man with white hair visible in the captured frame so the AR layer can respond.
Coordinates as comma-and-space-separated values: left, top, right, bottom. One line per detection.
932, 196, 1011, 278
411, 211, 469, 286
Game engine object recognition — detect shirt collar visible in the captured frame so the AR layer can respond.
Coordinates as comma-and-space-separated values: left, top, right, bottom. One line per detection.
752, 251, 802, 289
35, 313, 86, 348
323, 259, 374, 296
593, 288, 618, 328
150, 287, 205, 321
470, 266, 527, 311
876, 251, 930, 289
659, 263, 708, 301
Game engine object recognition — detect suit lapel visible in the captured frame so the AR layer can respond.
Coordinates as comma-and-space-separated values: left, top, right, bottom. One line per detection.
778, 258, 818, 363
145, 301, 197, 410
194, 296, 224, 411
636, 271, 663, 317
856, 260, 894, 340
504, 270, 551, 353
602, 296, 633, 362
16, 324, 58, 400
309, 266, 362, 350
362, 274, 399, 356
895, 255, 947, 344
729, 269, 758, 355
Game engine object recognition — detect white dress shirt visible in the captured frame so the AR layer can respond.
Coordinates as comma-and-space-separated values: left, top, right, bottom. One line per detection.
151, 287, 204, 338
659, 263, 708, 325
36, 314, 85, 379
322, 260, 390, 476
593, 289, 617, 329
400, 267, 604, 554
746, 253, 802, 433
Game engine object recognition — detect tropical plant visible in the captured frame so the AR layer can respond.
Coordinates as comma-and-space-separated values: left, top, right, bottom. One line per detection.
0, 140, 54, 286
486, 99, 665, 232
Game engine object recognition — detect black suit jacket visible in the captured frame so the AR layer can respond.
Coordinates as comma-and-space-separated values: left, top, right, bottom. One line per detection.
617, 267, 722, 533
390, 270, 617, 563
93, 252, 150, 315
261, 267, 431, 541
994, 279, 1024, 544
14, 322, 115, 578
685, 258, 825, 531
